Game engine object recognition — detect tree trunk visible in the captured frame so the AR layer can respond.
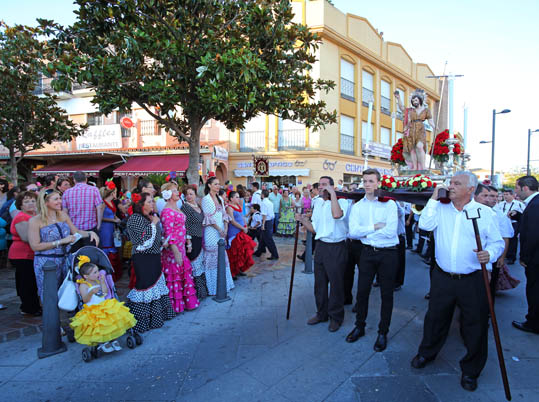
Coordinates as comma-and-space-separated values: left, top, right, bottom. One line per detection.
186, 120, 202, 185
9, 148, 18, 186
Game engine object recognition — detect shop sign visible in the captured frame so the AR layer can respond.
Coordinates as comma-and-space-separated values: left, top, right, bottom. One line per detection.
76, 124, 122, 150
362, 142, 392, 159
322, 160, 337, 171
237, 160, 294, 169
212, 146, 228, 160
345, 163, 392, 176
294, 160, 307, 167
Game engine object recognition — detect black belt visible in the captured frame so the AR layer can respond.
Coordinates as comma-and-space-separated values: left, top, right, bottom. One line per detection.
436, 264, 477, 280
35, 253, 67, 258
363, 244, 397, 252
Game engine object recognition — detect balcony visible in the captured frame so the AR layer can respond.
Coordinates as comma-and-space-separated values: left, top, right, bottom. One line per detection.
33, 76, 91, 98
140, 120, 161, 136
340, 77, 355, 102
240, 130, 265, 152
381, 96, 391, 115
278, 129, 305, 150
362, 88, 374, 107
340, 134, 354, 155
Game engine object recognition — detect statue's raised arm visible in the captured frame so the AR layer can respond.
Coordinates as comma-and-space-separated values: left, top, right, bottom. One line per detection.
394, 90, 405, 113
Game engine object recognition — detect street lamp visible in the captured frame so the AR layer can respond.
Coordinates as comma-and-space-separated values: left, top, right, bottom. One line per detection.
489, 109, 511, 182
528, 129, 539, 175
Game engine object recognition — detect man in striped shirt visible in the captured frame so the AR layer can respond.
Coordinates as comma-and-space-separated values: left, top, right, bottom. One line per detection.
62, 171, 103, 233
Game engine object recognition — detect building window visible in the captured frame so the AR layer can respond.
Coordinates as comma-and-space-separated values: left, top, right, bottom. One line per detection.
87, 113, 104, 126
361, 121, 374, 145
240, 114, 266, 152
340, 115, 355, 155
396, 131, 403, 141
340, 58, 355, 101
396, 88, 405, 120
278, 118, 306, 150
140, 120, 161, 136
380, 127, 391, 145
381, 80, 391, 115
362, 70, 374, 106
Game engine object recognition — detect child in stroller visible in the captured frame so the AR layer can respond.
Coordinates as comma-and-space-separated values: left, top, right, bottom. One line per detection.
69, 246, 140, 361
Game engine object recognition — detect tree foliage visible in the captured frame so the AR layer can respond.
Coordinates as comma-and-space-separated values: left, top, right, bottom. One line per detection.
0, 22, 86, 184
46, 0, 336, 184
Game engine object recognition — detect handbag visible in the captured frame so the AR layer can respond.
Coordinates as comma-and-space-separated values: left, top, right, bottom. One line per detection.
57, 271, 78, 311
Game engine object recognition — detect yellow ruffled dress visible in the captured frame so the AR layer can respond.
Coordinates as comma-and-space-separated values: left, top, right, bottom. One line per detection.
70, 280, 137, 346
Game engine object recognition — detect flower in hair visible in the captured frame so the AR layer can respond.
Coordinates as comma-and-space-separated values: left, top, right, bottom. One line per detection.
106, 178, 116, 190
162, 189, 173, 200
76, 255, 90, 273
131, 193, 141, 204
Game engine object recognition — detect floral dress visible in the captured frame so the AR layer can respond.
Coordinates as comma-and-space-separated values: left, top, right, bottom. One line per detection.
201, 194, 234, 295
277, 198, 296, 235
161, 208, 199, 313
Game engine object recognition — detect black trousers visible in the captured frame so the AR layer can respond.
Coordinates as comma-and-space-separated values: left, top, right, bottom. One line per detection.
344, 240, 363, 304
355, 246, 398, 334
10, 259, 41, 314
314, 240, 347, 324
418, 265, 489, 378
525, 262, 539, 330
405, 214, 414, 248
255, 219, 279, 258
416, 229, 429, 253
506, 221, 519, 261
396, 235, 406, 287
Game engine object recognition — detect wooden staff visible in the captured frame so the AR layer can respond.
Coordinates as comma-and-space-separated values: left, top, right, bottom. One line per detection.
465, 208, 511, 401
286, 222, 301, 320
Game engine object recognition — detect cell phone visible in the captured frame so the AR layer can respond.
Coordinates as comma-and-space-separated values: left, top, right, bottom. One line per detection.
70, 232, 82, 245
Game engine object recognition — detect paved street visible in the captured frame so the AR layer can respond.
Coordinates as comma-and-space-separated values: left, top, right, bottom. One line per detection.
0, 237, 537, 402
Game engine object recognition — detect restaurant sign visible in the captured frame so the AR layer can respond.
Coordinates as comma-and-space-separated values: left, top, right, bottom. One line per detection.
76, 124, 122, 150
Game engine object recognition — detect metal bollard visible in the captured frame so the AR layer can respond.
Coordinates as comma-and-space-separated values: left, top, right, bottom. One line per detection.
213, 239, 231, 303
303, 231, 313, 274
38, 260, 67, 359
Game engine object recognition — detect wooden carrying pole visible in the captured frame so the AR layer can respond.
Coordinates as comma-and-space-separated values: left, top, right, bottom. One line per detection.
286, 223, 301, 320
465, 209, 511, 401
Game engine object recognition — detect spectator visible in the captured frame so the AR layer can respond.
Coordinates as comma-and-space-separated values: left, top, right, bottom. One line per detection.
248, 204, 262, 240
156, 181, 182, 215
0, 178, 9, 209
250, 182, 262, 207
254, 189, 279, 260
98, 183, 122, 281
226, 191, 256, 278
42, 174, 58, 191
277, 189, 295, 237
56, 178, 71, 195
62, 171, 104, 234
268, 185, 282, 234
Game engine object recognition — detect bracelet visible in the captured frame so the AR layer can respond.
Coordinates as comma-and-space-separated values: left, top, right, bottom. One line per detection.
53, 240, 60, 248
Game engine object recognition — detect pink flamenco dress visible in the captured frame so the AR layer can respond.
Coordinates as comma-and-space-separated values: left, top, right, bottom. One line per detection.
160, 208, 200, 313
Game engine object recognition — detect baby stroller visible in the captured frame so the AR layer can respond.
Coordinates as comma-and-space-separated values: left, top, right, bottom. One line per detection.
69, 246, 143, 362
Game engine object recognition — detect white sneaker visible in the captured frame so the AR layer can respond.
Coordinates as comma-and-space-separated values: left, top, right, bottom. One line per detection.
111, 340, 122, 351
98, 342, 114, 353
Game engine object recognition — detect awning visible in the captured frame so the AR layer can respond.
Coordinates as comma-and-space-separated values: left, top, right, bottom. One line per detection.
33, 159, 120, 176
114, 154, 189, 176
234, 168, 310, 177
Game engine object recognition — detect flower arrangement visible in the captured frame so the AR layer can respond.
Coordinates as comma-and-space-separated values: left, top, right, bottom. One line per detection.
390, 138, 406, 166
433, 129, 463, 163
379, 175, 400, 191
403, 174, 436, 192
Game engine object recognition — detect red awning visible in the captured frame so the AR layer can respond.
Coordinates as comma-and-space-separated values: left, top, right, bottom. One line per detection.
113, 154, 189, 176
33, 159, 120, 176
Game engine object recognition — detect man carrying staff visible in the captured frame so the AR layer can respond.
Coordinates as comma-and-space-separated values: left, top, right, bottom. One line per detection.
297, 176, 349, 332
411, 171, 504, 392
345, 169, 399, 352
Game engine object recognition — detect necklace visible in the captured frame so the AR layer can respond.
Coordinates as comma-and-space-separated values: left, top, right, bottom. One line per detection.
186, 201, 199, 209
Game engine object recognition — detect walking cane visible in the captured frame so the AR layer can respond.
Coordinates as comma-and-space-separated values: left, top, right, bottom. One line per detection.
465, 208, 511, 401
286, 222, 301, 320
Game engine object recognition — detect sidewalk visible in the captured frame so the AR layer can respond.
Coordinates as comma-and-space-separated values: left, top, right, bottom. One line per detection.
0, 237, 537, 402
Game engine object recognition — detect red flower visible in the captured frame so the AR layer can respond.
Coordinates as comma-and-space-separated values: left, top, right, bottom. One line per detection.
412, 181, 419, 187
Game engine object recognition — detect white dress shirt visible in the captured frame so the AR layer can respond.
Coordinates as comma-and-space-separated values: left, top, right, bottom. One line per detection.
311, 195, 323, 213
397, 202, 406, 236
260, 198, 275, 220
494, 199, 525, 223
251, 190, 262, 207
523, 191, 539, 206
311, 198, 349, 243
493, 208, 514, 238
419, 199, 504, 274
348, 197, 399, 247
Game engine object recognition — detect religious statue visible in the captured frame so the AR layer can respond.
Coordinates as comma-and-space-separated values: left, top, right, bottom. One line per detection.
394, 89, 435, 170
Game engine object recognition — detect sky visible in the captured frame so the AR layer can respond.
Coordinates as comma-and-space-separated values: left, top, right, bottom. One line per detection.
2, 0, 539, 172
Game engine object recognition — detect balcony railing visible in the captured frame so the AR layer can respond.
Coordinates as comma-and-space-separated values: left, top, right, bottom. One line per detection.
278, 129, 305, 150
140, 120, 161, 136
362, 88, 374, 107
240, 130, 265, 152
381, 96, 391, 115
340, 134, 354, 155
340, 77, 355, 101
32, 76, 91, 95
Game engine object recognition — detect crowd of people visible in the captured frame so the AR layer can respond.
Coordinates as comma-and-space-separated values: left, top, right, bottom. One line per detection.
0, 170, 537, 391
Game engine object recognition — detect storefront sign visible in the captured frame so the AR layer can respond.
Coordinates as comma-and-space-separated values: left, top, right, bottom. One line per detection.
237, 160, 294, 169
345, 163, 392, 176
212, 146, 228, 160
362, 142, 392, 159
294, 160, 307, 167
76, 124, 122, 150
323, 160, 337, 171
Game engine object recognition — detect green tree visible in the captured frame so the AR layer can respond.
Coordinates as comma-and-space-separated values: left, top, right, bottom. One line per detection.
0, 22, 86, 185
46, 0, 336, 184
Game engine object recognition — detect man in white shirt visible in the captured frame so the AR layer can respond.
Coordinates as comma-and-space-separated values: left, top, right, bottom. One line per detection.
411, 171, 504, 393
268, 185, 283, 234
297, 176, 349, 332
494, 189, 525, 265
253, 190, 279, 260
345, 169, 399, 352
250, 182, 262, 208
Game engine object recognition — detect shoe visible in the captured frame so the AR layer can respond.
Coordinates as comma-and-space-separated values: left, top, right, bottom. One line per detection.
512, 321, 539, 334
20, 310, 42, 317
238, 272, 247, 276
253, 252, 262, 257
411, 354, 434, 369
267, 256, 279, 260
344, 298, 353, 306
394, 285, 402, 291
424, 293, 430, 300
328, 319, 341, 332
460, 374, 477, 392
345, 327, 365, 343
373, 333, 387, 352
372, 281, 380, 287
307, 314, 328, 325
111, 340, 122, 351
98, 342, 114, 353
406, 245, 413, 250
412, 249, 421, 254
297, 254, 305, 261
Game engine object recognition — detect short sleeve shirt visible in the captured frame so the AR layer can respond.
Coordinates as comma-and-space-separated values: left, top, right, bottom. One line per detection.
62, 183, 103, 230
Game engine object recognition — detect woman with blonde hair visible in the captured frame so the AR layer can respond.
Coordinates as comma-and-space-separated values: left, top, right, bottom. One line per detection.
28, 189, 99, 299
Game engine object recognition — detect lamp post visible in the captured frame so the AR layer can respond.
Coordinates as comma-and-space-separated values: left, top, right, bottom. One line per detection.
489, 109, 511, 182
528, 129, 539, 176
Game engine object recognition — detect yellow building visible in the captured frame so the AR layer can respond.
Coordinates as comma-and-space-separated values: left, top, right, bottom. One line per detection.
228, 0, 441, 187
